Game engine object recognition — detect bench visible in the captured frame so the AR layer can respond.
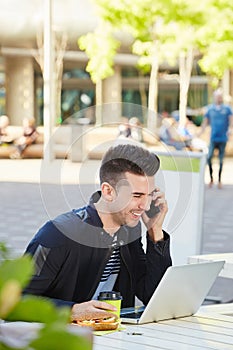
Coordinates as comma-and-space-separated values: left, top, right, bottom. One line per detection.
0, 125, 71, 159
0, 125, 161, 160
2, 124, 232, 160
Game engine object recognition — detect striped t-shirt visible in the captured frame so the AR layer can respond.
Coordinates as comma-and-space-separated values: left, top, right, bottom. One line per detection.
92, 236, 121, 299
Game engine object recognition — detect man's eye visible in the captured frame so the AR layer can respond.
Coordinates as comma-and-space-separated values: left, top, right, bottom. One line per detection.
133, 194, 142, 198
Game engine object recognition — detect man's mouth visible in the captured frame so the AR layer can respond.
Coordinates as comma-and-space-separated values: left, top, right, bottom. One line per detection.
130, 211, 142, 219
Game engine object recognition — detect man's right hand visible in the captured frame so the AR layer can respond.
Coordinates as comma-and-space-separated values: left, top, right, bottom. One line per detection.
71, 300, 117, 322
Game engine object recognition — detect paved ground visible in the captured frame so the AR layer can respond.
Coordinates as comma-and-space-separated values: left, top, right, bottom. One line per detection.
1, 156, 233, 304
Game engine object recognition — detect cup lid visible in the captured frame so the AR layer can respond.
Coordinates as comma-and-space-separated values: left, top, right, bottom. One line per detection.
98, 291, 122, 300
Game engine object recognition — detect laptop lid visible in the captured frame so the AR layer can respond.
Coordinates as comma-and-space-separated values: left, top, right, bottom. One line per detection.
121, 261, 225, 324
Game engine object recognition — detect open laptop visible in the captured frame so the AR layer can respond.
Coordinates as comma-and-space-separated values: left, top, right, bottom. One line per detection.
120, 261, 225, 324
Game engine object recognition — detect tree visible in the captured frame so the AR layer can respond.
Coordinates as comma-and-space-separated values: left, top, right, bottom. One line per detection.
156, 2, 207, 126
78, 21, 120, 124
78, 0, 171, 129
128, 0, 208, 127
197, 0, 233, 87
78, 0, 208, 131
34, 28, 67, 125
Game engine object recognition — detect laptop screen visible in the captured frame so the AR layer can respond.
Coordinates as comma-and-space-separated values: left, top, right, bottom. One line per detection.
120, 261, 225, 324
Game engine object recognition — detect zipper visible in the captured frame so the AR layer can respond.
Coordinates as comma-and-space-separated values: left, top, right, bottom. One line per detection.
87, 246, 113, 300
120, 246, 133, 293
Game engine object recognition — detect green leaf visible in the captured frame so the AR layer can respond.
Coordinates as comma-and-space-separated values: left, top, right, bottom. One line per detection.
5, 295, 70, 324
0, 280, 21, 318
0, 255, 34, 290
0, 241, 10, 260
30, 325, 92, 350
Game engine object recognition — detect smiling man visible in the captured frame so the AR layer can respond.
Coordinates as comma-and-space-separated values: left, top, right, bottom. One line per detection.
23, 143, 172, 322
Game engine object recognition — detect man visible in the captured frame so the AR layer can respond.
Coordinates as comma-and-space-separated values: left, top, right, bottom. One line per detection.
200, 88, 233, 188
23, 143, 172, 322
0, 115, 14, 145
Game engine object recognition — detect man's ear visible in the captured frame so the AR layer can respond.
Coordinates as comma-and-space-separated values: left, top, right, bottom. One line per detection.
101, 182, 116, 202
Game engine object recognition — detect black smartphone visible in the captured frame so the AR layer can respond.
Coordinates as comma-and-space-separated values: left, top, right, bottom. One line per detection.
145, 200, 160, 218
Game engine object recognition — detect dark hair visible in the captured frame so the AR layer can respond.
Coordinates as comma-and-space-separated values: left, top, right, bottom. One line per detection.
99, 144, 160, 186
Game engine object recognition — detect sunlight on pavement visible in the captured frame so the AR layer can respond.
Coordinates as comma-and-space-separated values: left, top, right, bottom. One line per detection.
1, 157, 233, 185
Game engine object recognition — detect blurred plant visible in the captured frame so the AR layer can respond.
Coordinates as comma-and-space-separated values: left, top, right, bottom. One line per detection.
0, 241, 10, 261
0, 244, 92, 350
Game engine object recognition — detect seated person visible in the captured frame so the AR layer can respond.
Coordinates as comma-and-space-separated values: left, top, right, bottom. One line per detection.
10, 117, 38, 159
0, 115, 14, 145
159, 115, 193, 150
129, 117, 143, 142
23, 143, 172, 322
117, 117, 132, 139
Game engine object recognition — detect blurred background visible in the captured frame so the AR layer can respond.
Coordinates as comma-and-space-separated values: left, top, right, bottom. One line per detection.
1, 0, 232, 129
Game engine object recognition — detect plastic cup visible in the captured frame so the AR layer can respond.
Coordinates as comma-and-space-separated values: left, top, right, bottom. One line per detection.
98, 291, 122, 318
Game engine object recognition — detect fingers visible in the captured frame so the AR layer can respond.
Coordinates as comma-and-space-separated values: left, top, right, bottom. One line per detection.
91, 300, 117, 311
71, 300, 117, 322
142, 187, 168, 233
151, 188, 167, 212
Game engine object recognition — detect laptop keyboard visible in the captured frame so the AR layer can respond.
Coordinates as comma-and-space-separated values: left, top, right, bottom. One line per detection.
121, 310, 143, 319
120, 311, 144, 319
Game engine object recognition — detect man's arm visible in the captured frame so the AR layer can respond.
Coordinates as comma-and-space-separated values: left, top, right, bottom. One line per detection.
142, 188, 168, 243
142, 232, 171, 305
23, 222, 68, 297
133, 187, 171, 303
197, 115, 209, 138
128, 231, 171, 306
23, 243, 69, 301
23, 221, 118, 321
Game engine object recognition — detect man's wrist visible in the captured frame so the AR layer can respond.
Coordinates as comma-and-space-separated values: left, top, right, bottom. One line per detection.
148, 228, 164, 243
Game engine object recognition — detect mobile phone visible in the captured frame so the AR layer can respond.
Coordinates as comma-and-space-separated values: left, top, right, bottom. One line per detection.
145, 200, 160, 218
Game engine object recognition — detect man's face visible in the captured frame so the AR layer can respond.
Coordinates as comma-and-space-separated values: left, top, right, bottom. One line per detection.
214, 92, 223, 105
109, 171, 156, 227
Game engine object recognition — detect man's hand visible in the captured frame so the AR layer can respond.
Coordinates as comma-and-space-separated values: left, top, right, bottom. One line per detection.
71, 300, 117, 322
142, 188, 168, 243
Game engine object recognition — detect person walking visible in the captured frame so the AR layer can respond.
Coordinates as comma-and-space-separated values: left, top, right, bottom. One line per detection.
199, 88, 233, 188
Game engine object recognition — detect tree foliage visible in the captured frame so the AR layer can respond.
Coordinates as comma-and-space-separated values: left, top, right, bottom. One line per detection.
197, 0, 233, 82
78, 22, 120, 83
78, 0, 233, 128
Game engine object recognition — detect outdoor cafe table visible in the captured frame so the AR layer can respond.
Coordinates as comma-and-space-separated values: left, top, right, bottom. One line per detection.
2, 304, 233, 349
93, 304, 233, 350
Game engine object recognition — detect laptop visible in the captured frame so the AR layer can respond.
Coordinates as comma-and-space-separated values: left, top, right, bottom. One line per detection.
120, 261, 225, 324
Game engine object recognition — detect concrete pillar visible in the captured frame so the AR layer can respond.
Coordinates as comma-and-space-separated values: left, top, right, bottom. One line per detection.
102, 65, 122, 124
222, 70, 230, 97
5, 57, 34, 125
229, 70, 233, 103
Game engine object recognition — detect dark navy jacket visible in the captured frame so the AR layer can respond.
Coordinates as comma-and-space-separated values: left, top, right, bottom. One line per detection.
24, 192, 172, 308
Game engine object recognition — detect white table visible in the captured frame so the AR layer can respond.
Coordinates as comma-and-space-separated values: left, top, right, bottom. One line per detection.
93, 304, 233, 350
188, 253, 233, 279
2, 305, 233, 350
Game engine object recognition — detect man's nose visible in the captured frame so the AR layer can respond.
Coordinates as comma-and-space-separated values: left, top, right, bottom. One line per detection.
138, 196, 151, 211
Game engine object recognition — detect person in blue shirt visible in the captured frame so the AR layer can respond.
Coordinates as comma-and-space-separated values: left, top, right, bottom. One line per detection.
200, 89, 233, 188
